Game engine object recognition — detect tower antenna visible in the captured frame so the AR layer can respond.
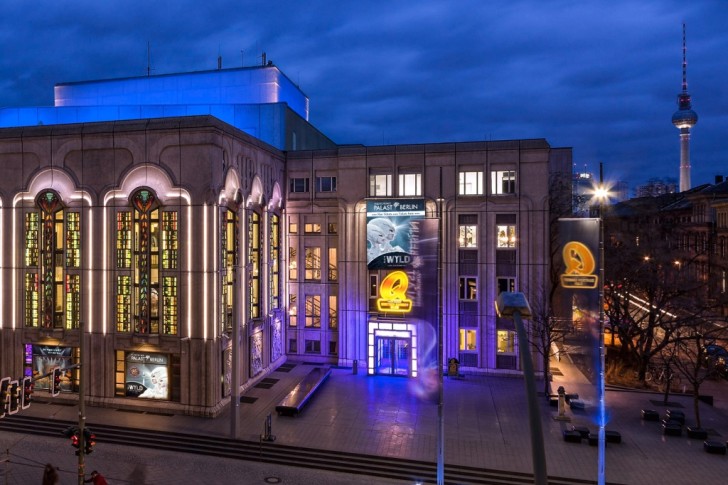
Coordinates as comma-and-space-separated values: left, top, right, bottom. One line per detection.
672, 22, 698, 192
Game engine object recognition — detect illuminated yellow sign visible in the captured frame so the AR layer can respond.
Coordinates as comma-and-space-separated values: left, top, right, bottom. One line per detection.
377, 270, 413, 313
560, 241, 598, 289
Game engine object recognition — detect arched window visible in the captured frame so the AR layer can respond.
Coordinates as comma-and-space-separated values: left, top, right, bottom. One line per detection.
24, 191, 81, 329
116, 189, 178, 335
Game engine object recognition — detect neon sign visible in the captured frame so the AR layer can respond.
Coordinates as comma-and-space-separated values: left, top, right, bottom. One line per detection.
376, 270, 413, 313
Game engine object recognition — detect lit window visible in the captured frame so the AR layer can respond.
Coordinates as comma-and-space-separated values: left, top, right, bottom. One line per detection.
329, 295, 338, 329
491, 170, 516, 195
304, 223, 321, 233
288, 246, 297, 280
459, 225, 477, 248
305, 295, 321, 328
288, 294, 297, 326
290, 178, 310, 193
458, 171, 484, 195
316, 176, 337, 193
459, 329, 477, 351
248, 211, 261, 319
24, 192, 82, 330
459, 277, 477, 300
289, 222, 298, 234
497, 224, 516, 248
304, 247, 321, 280
398, 173, 422, 196
269, 214, 281, 309
328, 247, 338, 281
369, 174, 392, 197
497, 330, 516, 353
497, 277, 516, 294
221, 209, 237, 333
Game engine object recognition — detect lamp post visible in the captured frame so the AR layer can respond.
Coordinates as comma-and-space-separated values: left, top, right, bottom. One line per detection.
495, 292, 547, 485
594, 163, 608, 485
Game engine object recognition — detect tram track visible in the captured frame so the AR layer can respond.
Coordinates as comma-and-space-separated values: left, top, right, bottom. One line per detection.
0, 414, 597, 485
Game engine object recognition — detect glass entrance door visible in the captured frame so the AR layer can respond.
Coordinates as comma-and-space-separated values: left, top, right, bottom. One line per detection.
375, 337, 411, 376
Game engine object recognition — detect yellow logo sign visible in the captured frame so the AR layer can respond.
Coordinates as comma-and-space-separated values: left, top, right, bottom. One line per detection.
377, 270, 413, 313
560, 241, 598, 289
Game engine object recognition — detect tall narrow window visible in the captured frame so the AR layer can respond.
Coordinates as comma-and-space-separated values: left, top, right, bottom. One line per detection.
24, 191, 80, 329
328, 247, 338, 281
248, 211, 261, 319
305, 295, 321, 328
289, 246, 298, 280
459, 277, 477, 300
304, 247, 321, 280
270, 214, 281, 309
329, 294, 338, 329
458, 224, 477, 248
288, 293, 297, 326
117, 190, 178, 335
221, 209, 238, 333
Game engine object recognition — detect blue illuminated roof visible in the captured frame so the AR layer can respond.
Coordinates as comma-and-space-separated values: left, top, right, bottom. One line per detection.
0, 65, 313, 150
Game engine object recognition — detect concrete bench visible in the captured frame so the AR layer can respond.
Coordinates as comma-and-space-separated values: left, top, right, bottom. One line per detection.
703, 440, 727, 455
275, 367, 332, 416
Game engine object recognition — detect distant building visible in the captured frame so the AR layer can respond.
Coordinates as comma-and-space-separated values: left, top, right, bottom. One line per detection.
634, 177, 678, 198
0, 65, 571, 416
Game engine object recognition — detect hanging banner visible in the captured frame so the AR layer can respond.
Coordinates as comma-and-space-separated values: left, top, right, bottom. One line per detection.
366, 199, 425, 269
558, 218, 600, 406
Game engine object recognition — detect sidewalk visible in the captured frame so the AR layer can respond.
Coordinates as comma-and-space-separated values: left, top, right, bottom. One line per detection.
15, 358, 728, 484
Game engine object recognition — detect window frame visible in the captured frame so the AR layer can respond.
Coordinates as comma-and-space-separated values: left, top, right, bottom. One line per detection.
458, 171, 484, 195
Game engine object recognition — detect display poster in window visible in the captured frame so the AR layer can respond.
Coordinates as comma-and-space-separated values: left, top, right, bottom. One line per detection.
124, 352, 170, 399
29, 345, 74, 392
366, 199, 425, 269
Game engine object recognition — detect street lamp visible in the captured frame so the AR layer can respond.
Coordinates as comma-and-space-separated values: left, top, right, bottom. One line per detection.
595, 163, 608, 485
495, 292, 547, 485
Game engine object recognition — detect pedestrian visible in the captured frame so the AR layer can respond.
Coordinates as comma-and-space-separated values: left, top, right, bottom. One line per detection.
42, 464, 59, 485
84, 470, 108, 485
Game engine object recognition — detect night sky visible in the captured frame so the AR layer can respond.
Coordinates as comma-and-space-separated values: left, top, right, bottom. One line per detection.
2, 1, 727, 192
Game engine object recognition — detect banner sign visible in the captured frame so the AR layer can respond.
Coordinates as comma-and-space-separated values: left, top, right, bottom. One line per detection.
124, 352, 169, 399
366, 199, 425, 269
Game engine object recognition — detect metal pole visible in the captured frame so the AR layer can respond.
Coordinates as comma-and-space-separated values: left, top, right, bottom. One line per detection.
436, 175, 445, 484
78, 320, 86, 485
598, 163, 606, 485
512, 310, 548, 485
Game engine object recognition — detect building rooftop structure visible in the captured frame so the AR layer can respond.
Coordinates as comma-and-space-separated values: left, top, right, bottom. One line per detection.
0, 65, 334, 151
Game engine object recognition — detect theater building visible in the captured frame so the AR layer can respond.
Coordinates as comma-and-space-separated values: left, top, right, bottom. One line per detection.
0, 65, 571, 416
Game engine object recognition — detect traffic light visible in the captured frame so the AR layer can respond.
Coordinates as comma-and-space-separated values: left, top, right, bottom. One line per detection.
51, 367, 62, 397
8, 380, 20, 415
21, 376, 33, 410
0, 377, 9, 419
63, 426, 80, 455
84, 428, 96, 455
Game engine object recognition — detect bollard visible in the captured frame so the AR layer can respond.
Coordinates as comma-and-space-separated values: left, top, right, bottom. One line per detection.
352, 359, 358, 375
260, 413, 276, 442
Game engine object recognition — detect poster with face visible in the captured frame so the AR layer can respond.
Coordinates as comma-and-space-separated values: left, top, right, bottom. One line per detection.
366, 199, 425, 269
125, 352, 170, 399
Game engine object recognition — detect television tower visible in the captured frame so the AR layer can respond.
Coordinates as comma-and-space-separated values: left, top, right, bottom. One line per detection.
672, 23, 698, 192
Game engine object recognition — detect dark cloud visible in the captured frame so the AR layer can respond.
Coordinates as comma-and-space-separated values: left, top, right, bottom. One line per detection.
1, 0, 726, 191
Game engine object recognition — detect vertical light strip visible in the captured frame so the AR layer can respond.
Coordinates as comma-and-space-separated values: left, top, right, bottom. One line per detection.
213, 206, 218, 340
187, 204, 192, 337
203, 203, 208, 340
102, 204, 107, 334
88, 208, 93, 333
0, 201, 3, 324
12, 202, 17, 329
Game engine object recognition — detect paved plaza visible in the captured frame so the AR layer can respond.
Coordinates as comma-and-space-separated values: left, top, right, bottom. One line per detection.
2, 357, 727, 484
